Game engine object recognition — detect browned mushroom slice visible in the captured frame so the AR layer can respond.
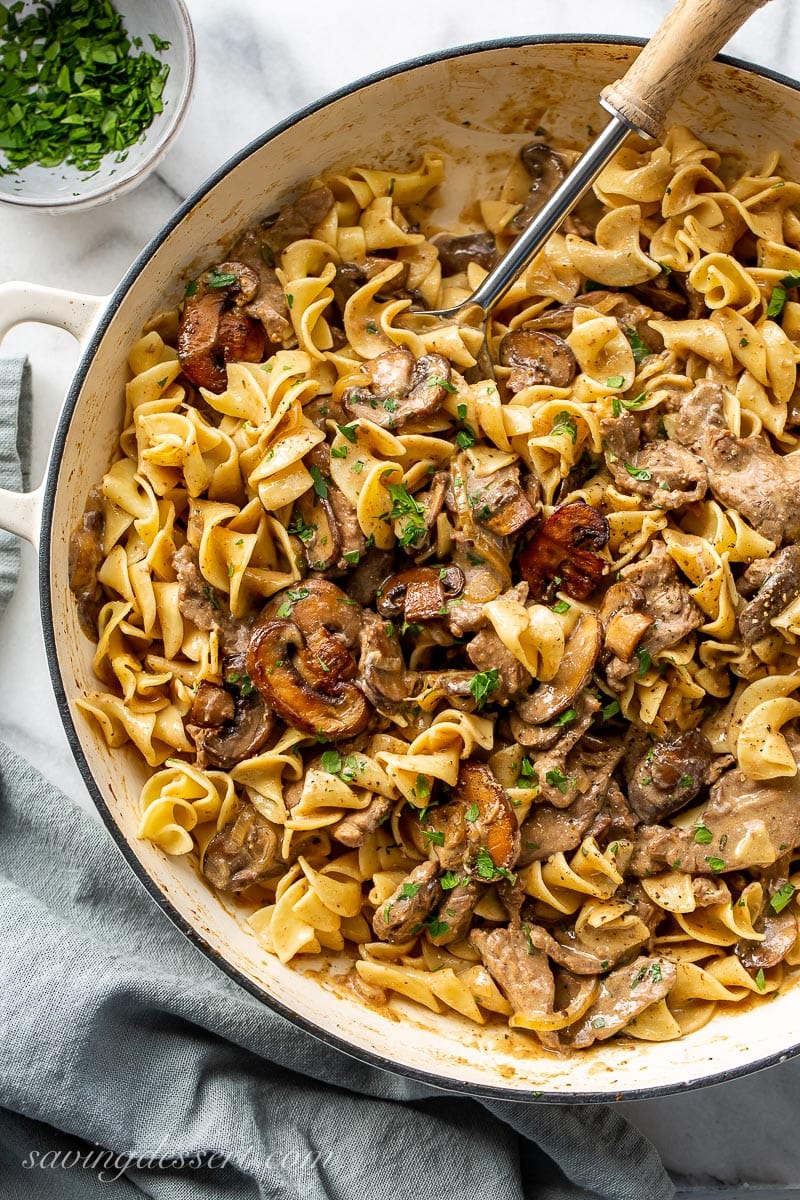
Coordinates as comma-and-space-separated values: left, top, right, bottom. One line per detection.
519, 613, 602, 725
202, 801, 279, 892
432, 231, 498, 274
508, 143, 568, 234
499, 329, 577, 392
178, 263, 267, 393
372, 860, 442, 943
68, 492, 105, 638
626, 729, 715, 824
518, 501, 609, 600
598, 580, 654, 661
263, 577, 363, 646
376, 565, 465, 623
343, 349, 452, 429
736, 907, 798, 970
290, 490, 341, 574
427, 759, 520, 873
185, 676, 277, 768
247, 620, 371, 738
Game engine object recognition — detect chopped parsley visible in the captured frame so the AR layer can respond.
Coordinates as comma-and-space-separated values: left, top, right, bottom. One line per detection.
468, 668, 500, 709
386, 481, 426, 547
0, 0, 171, 176
288, 513, 316, 544
551, 411, 578, 443
440, 871, 460, 890
602, 699, 621, 721
413, 773, 431, 801
208, 269, 237, 289
693, 824, 713, 845
424, 916, 450, 938
545, 767, 569, 794
555, 707, 577, 726
705, 856, 726, 873
309, 465, 328, 499
465, 801, 480, 822
400, 881, 421, 899
421, 829, 444, 846
201, 585, 220, 611
225, 671, 255, 697
551, 599, 571, 614
636, 648, 652, 678
473, 846, 517, 884
606, 375, 626, 388
337, 422, 358, 443
678, 775, 694, 789
320, 749, 359, 782
624, 462, 653, 481
428, 376, 457, 393
518, 757, 538, 787
755, 968, 766, 991
767, 285, 787, 320
770, 882, 796, 914
624, 327, 650, 364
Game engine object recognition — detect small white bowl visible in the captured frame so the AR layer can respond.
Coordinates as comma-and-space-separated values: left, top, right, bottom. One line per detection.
0, 0, 195, 213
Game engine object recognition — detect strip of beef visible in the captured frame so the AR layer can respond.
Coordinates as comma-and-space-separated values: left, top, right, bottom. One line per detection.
625, 728, 716, 823
563, 956, 676, 1047
523, 923, 609, 975
334, 794, 394, 848
629, 737, 800, 876
517, 741, 624, 864
427, 879, 484, 946
173, 544, 254, 656
68, 489, 105, 638
467, 626, 531, 703
522, 692, 600, 807
673, 380, 800, 545
372, 860, 441, 943
460, 455, 539, 538
471, 925, 555, 1014
738, 545, 800, 645
605, 541, 703, 688
601, 413, 707, 509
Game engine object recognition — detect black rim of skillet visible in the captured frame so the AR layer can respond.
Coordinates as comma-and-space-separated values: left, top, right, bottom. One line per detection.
39, 33, 800, 1104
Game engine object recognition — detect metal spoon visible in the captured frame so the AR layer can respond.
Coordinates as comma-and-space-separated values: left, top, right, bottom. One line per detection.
413, 0, 772, 348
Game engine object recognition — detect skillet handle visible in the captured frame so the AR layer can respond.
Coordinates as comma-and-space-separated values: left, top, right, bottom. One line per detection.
0, 281, 107, 546
600, 0, 772, 139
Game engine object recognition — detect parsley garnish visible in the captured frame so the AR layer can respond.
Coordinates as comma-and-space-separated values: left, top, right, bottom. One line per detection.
624, 462, 653, 481
551, 599, 571, 614
555, 707, 577, 726
386, 482, 426, 547
705, 856, 725, 873
518, 758, 538, 788
770, 882, 796, 913
320, 749, 359, 782
636, 648, 652, 678
624, 327, 650, 365
693, 824, 713, 845
440, 871, 460, 890
288, 513, 316, 544
473, 846, 516, 884
465, 801, 480, 822
468, 668, 500, 709
768, 285, 787, 319
606, 375, 625, 388
422, 829, 444, 846
208, 269, 237, 289
337, 422, 358, 443
545, 767, 569, 794
309, 465, 328, 500
551, 411, 578, 443
602, 699, 620, 720
755, 968, 766, 991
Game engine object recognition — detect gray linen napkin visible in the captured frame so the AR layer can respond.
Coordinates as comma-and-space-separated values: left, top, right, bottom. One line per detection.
0, 355, 31, 617
0, 358, 674, 1200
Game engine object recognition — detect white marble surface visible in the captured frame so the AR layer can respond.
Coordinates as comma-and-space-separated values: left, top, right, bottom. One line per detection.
2, 0, 800, 1192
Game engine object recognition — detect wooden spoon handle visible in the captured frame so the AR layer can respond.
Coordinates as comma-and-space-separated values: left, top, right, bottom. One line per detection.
600, 0, 772, 139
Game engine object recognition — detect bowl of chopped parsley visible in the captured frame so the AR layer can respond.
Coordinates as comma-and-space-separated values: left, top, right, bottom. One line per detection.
0, 0, 195, 211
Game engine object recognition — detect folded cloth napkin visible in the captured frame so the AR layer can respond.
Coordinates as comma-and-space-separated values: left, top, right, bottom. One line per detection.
0, 355, 31, 618
0, 358, 675, 1200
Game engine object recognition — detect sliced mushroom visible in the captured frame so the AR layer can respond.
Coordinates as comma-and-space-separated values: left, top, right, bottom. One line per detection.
426, 759, 520, 873
432, 231, 497, 274
202, 800, 279, 892
499, 329, 577, 392
738, 545, 800, 646
372, 860, 442, 943
247, 619, 371, 738
189, 681, 236, 727
518, 613, 602, 725
376, 565, 465, 623
508, 143, 567, 234
291, 489, 341, 574
263, 578, 363, 647
518, 502, 610, 600
189, 689, 276, 771
599, 580, 654, 660
178, 262, 267, 392
342, 349, 452, 429
68, 491, 105, 638
737, 907, 798, 970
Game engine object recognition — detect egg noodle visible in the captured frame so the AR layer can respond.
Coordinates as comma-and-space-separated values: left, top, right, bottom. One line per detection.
69, 123, 800, 1051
